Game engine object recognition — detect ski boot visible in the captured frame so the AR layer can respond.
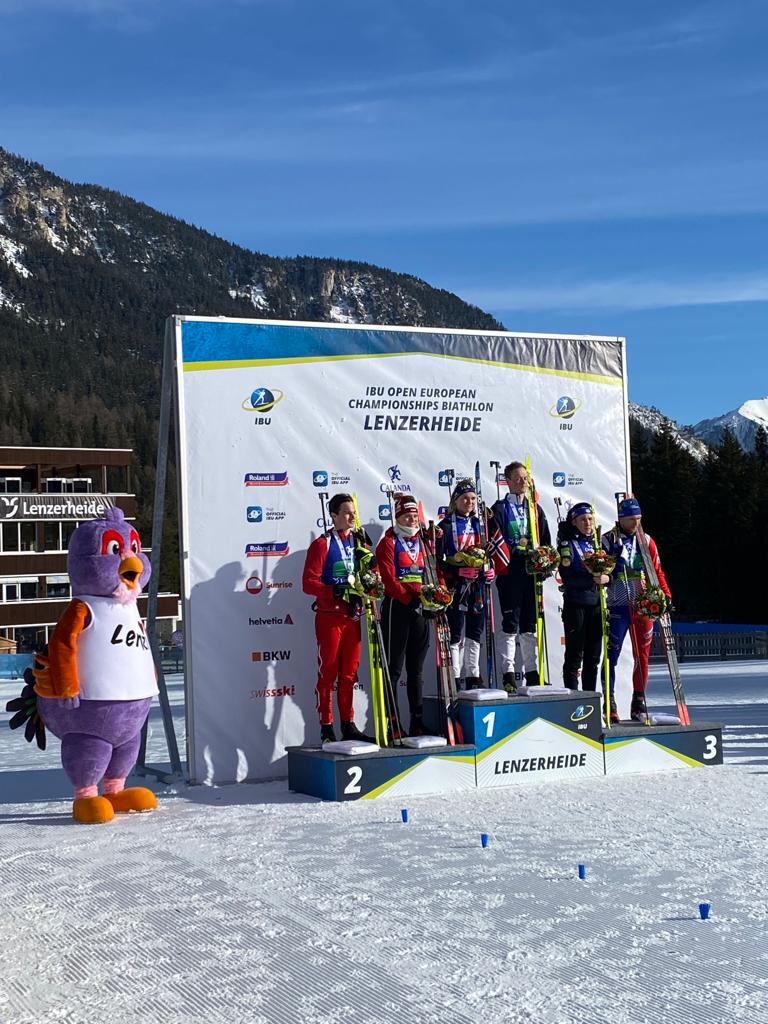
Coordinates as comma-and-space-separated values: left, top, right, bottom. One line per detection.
408, 713, 425, 737
524, 670, 541, 687
609, 698, 620, 724
630, 692, 649, 722
320, 723, 336, 744
341, 721, 375, 743
502, 672, 517, 695
464, 676, 484, 689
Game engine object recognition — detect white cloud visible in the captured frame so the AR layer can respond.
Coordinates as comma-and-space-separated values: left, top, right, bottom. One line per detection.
456, 272, 768, 313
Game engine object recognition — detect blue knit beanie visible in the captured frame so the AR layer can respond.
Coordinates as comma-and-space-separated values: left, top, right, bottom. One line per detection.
618, 497, 642, 517
566, 501, 592, 522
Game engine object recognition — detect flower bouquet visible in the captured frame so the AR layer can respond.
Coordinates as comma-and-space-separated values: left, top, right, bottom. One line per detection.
525, 544, 560, 578
420, 583, 453, 612
447, 545, 488, 569
357, 568, 384, 600
635, 585, 667, 620
581, 550, 616, 577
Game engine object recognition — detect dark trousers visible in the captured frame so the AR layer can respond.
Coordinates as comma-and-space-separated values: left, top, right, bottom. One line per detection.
380, 595, 429, 720
446, 584, 484, 645
496, 568, 537, 635
562, 602, 603, 690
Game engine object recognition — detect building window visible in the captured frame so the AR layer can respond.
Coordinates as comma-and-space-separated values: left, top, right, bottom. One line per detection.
62, 522, 78, 548
1, 522, 19, 552
44, 522, 62, 550
20, 522, 37, 552
46, 580, 71, 598
4, 584, 18, 601
20, 582, 37, 599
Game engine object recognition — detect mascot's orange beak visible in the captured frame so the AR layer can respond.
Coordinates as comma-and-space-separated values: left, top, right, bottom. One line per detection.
118, 554, 145, 590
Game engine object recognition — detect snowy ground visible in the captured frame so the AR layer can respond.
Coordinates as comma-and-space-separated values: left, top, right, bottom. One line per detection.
1, 661, 767, 1024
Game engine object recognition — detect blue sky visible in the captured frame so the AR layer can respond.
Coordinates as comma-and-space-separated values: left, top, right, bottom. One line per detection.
2, 0, 766, 425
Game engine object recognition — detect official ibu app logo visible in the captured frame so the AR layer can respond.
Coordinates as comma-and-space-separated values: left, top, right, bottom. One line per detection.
378, 503, 392, 521
437, 505, 448, 518
550, 395, 581, 420
313, 470, 328, 488
571, 704, 594, 723
247, 506, 264, 523
438, 469, 453, 486
245, 542, 290, 558
241, 387, 284, 416
553, 472, 566, 488
244, 471, 289, 487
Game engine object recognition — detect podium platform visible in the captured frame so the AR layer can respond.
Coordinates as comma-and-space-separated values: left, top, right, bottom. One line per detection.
602, 721, 724, 775
287, 742, 476, 801
447, 690, 604, 788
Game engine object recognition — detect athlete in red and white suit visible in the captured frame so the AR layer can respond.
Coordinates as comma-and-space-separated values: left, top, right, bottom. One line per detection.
302, 494, 371, 744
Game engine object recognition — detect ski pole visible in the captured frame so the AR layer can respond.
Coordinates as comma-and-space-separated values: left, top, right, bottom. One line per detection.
591, 503, 612, 729
317, 491, 329, 533
490, 460, 502, 502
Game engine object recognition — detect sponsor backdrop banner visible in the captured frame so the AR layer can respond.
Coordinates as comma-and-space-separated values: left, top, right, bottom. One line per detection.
173, 317, 630, 784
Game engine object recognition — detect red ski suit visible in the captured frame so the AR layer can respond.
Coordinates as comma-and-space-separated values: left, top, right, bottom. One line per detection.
302, 533, 361, 725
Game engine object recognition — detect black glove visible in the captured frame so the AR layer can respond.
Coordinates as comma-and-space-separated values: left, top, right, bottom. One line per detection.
6, 667, 46, 750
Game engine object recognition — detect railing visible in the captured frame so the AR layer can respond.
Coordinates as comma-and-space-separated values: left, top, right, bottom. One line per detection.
0, 653, 34, 679
650, 631, 768, 661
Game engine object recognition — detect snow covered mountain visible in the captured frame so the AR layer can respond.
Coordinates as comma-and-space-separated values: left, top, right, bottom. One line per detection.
692, 397, 768, 453
628, 401, 710, 460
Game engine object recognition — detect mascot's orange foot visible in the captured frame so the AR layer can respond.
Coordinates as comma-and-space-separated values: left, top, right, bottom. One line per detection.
73, 796, 115, 824
104, 787, 158, 813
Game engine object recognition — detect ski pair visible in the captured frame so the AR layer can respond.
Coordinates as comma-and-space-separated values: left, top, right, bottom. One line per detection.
418, 508, 463, 745
473, 461, 497, 688
524, 455, 549, 685
345, 493, 404, 747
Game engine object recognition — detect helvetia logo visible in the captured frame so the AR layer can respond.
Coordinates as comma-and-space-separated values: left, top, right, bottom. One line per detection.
571, 704, 595, 723
244, 472, 289, 487
553, 472, 566, 488
550, 396, 581, 420
249, 614, 294, 626
241, 387, 284, 414
245, 542, 289, 558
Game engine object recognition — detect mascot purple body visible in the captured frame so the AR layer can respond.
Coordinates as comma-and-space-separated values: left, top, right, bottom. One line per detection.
34, 507, 159, 824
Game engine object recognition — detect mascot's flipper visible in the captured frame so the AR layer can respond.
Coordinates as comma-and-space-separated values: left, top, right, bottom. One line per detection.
5, 668, 46, 750
104, 787, 158, 813
73, 796, 115, 824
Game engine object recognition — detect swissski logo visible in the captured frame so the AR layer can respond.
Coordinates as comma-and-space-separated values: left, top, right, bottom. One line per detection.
241, 387, 284, 426
245, 542, 289, 557
244, 472, 289, 487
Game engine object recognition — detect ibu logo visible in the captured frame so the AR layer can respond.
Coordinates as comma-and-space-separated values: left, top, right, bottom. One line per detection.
247, 506, 263, 523
550, 395, 581, 430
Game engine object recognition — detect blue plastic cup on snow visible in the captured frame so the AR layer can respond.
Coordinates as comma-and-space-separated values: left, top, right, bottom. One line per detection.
400, 808, 409, 824
699, 902, 711, 920
481, 833, 489, 848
